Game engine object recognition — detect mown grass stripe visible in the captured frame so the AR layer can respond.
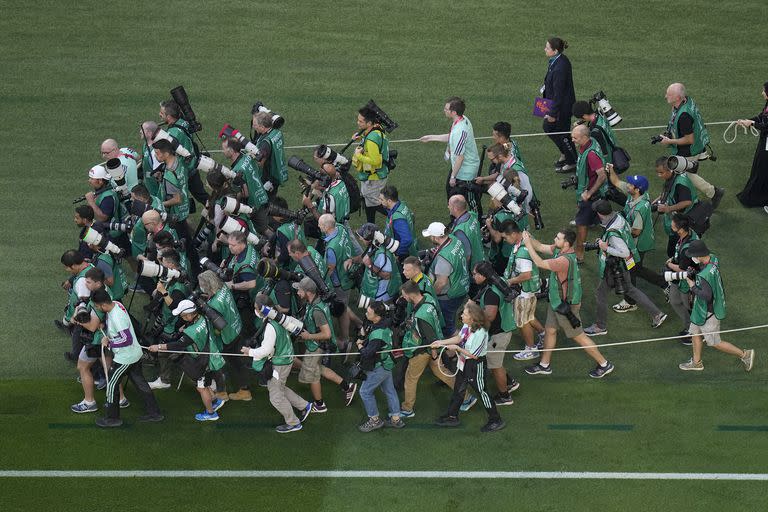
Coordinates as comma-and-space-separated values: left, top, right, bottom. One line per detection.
548, 424, 634, 431
716, 425, 768, 432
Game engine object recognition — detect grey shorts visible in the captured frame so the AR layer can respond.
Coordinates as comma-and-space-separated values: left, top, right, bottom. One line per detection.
78, 345, 99, 363
298, 348, 326, 383
514, 295, 538, 327
360, 179, 387, 207
486, 331, 512, 369
689, 316, 721, 346
545, 304, 583, 338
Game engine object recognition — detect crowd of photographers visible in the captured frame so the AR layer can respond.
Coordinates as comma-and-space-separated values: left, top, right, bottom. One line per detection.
56, 81, 754, 433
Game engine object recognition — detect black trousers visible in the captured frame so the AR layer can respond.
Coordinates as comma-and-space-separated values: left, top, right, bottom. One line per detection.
446, 358, 500, 422
105, 359, 160, 420
543, 117, 576, 165
172, 219, 201, 280
187, 172, 209, 210
625, 251, 667, 304
223, 337, 250, 390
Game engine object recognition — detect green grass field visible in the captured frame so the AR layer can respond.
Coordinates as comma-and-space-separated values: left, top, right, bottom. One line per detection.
2, 0, 768, 510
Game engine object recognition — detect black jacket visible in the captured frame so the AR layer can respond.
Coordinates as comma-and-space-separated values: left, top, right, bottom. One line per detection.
543, 54, 576, 121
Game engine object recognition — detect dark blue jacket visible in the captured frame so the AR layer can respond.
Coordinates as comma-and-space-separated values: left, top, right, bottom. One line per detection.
543, 54, 576, 121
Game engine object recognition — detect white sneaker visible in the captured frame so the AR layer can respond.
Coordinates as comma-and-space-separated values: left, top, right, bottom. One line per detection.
513, 346, 540, 361
149, 378, 171, 390
612, 300, 637, 313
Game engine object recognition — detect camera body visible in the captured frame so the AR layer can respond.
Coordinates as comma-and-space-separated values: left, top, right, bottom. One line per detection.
561, 175, 578, 190
651, 132, 671, 145
256, 257, 302, 283
200, 257, 233, 282
81, 227, 124, 258
554, 301, 581, 328
252, 101, 284, 129
357, 224, 400, 254
287, 156, 331, 189
257, 305, 303, 336
604, 255, 628, 295
590, 90, 622, 126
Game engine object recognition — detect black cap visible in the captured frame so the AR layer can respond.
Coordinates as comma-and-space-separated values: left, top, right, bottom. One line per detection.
685, 240, 709, 258
572, 100, 593, 118
592, 199, 613, 215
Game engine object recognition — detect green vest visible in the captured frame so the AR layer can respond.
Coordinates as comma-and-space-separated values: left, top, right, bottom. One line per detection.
489, 209, 517, 262
384, 201, 418, 256
360, 246, 402, 300
141, 142, 162, 200
227, 244, 259, 300
673, 231, 699, 293
325, 227, 354, 290
325, 179, 350, 222
65, 265, 93, 322
276, 221, 307, 270
233, 154, 268, 209
690, 256, 725, 324
405, 274, 444, 328
257, 129, 288, 185
623, 194, 655, 253
167, 123, 196, 165
162, 162, 189, 222
663, 174, 698, 235
357, 128, 389, 181
303, 299, 336, 352
402, 299, 441, 358
575, 138, 608, 201
95, 187, 123, 240
86, 288, 113, 346
593, 115, 617, 163
252, 319, 294, 371
95, 252, 128, 300
161, 280, 189, 335
598, 215, 640, 278
510, 139, 525, 166
548, 249, 582, 309
207, 286, 242, 346
504, 241, 541, 294
130, 197, 165, 258
430, 237, 470, 299
480, 284, 516, 333
668, 97, 710, 156
182, 315, 225, 371
368, 326, 394, 370
451, 211, 485, 270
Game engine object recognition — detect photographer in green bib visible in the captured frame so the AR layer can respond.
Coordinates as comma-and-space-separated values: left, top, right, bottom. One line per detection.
582, 200, 667, 338
657, 83, 724, 209
221, 135, 270, 234
355, 223, 403, 304
447, 195, 485, 273
84, 165, 124, 242
521, 229, 615, 379
272, 197, 309, 271
57, 249, 93, 357
677, 240, 754, 373
241, 295, 312, 433
421, 221, 470, 337
129, 184, 165, 259
401, 256, 444, 330
662, 214, 699, 345
139, 121, 163, 201
159, 99, 209, 210
85, 234, 128, 301
570, 123, 609, 262
352, 105, 391, 223
252, 111, 288, 199
149, 299, 226, 422
319, 214, 357, 347
223, 231, 259, 344
652, 156, 700, 257
398, 280, 455, 418
379, 185, 418, 261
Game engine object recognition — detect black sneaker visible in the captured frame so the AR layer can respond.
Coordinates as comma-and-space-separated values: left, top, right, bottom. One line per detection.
480, 420, 506, 433
343, 382, 358, 407
386, 417, 406, 429
493, 393, 514, 406
589, 361, 615, 379
95, 417, 123, 428
506, 378, 520, 393
524, 363, 552, 375
54, 320, 71, 334
678, 330, 692, 346
138, 413, 165, 423
711, 187, 725, 210
556, 163, 576, 174
435, 415, 460, 427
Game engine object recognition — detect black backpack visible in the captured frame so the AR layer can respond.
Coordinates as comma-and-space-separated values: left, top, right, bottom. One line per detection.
338, 164, 362, 215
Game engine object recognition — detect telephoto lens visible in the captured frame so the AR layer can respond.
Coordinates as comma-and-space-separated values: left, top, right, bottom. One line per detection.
667, 155, 699, 173
152, 128, 191, 157
138, 260, 184, 281
583, 241, 601, 251
561, 175, 578, 190
316, 144, 349, 166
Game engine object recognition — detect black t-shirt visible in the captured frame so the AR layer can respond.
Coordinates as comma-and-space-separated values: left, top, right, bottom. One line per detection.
676, 112, 694, 157
665, 177, 693, 205
272, 279, 293, 311
481, 286, 502, 335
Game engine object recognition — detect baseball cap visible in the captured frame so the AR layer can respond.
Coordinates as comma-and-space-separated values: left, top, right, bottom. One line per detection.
291, 276, 317, 293
685, 240, 709, 258
171, 299, 197, 316
88, 165, 109, 180
421, 222, 446, 237
592, 199, 613, 215
625, 174, 649, 194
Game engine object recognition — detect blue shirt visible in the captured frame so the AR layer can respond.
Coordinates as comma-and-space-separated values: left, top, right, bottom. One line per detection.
387, 201, 412, 257
324, 229, 340, 286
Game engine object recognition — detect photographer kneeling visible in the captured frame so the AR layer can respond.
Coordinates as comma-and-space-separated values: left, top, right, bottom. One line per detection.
355, 302, 404, 432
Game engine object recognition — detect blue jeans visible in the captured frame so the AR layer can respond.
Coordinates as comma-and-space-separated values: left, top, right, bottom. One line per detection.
438, 295, 466, 337
359, 366, 400, 418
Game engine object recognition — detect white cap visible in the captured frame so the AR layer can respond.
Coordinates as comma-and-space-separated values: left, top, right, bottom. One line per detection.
421, 222, 447, 237
88, 165, 109, 180
171, 299, 197, 316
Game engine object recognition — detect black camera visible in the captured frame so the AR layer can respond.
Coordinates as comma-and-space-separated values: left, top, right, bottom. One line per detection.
651, 132, 671, 145
287, 156, 331, 188
386, 149, 399, 172
357, 224, 400, 253
529, 196, 545, 230
73, 303, 91, 324
650, 201, 663, 213
554, 301, 581, 328
188, 289, 227, 331
256, 257, 302, 282
561, 175, 578, 190
605, 256, 628, 296
267, 204, 309, 224
476, 264, 520, 302
95, 218, 135, 233
297, 255, 346, 317
362, 99, 398, 133
200, 257, 233, 282
170, 85, 202, 134
583, 241, 601, 251
252, 101, 285, 129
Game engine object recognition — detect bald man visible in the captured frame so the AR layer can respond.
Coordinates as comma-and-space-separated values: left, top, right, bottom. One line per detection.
659, 83, 724, 208
447, 194, 484, 271
571, 123, 608, 261
139, 121, 162, 200
100, 139, 139, 192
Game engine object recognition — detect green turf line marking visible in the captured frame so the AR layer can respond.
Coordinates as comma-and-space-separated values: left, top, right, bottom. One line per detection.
716, 425, 768, 432
1, 471, 767, 481
547, 424, 634, 431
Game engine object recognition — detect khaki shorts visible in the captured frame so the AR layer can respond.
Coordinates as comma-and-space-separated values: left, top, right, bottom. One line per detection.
298, 348, 326, 383
360, 179, 387, 207
545, 303, 583, 338
689, 316, 721, 346
486, 331, 512, 369
514, 295, 538, 328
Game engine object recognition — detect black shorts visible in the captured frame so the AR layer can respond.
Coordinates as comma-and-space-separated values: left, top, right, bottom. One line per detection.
574, 199, 599, 226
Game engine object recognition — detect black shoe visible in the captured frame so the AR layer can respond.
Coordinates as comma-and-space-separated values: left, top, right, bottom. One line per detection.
480, 420, 507, 433
138, 413, 165, 423
95, 417, 123, 428
678, 330, 692, 346
435, 415, 460, 427
54, 320, 70, 334
711, 188, 725, 210
555, 163, 576, 174
64, 351, 76, 362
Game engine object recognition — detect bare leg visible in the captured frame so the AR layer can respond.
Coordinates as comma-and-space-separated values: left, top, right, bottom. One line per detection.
571, 333, 608, 365
78, 359, 95, 402
491, 368, 507, 393
539, 326, 558, 366
576, 226, 588, 261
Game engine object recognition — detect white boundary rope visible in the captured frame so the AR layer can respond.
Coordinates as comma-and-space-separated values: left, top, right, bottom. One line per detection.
722, 121, 760, 144
144, 323, 768, 359
206, 120, 743, 153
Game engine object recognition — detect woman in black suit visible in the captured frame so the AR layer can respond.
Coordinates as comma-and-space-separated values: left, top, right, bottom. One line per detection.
736, 82, 768, 209
542, 37, 577, 173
